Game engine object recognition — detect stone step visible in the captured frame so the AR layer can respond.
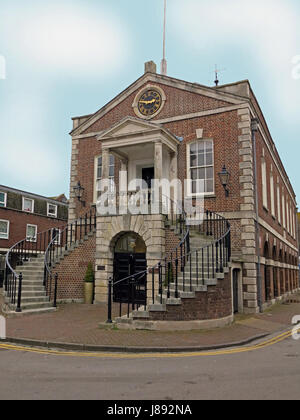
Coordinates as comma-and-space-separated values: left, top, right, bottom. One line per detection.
21, 286, 46, 292
168, 284, 208, 293
7, 307, 57, 316
15, 301, 54, 311
20, 296, 49, 304
18, 269, 44, 275
21, 291, 47, 297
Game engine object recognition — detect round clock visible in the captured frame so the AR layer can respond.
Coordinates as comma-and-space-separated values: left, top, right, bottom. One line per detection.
138, 89, 162, 117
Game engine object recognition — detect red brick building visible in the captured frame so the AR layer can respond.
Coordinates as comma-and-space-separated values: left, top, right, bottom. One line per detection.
0, 186, 68, 287
65, 61, 298, 319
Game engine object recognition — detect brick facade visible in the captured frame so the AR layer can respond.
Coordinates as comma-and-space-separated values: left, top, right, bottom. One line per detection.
67, 67, 298, 314
53, 234, 96, 302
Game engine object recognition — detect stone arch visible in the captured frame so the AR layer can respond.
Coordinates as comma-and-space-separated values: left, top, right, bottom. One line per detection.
272, 245, 279, 298
108, 229, 149, 261
95, 214, 166, 303
263, 241, 271, 302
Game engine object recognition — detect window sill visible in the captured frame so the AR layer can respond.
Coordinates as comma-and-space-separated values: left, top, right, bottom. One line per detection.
186, 194, 216, 199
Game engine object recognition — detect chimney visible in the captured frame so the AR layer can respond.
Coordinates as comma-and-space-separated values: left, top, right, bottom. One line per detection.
144, 61, 157, 74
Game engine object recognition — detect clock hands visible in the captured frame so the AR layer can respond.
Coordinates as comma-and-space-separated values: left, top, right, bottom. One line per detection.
139, 98, 156, 105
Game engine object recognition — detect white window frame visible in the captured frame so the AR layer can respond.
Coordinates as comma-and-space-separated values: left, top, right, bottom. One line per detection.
0, 219, 9, 240
26, 224, 37, 242
270, 173, 275, 218
261, 158, 268, 210
94, 154, 115, 203
0, 191, 7, 208
47, 203, 58, 218
186, 140, 215, 197
277, 184, 281, 225
22, 197, 34, 213
282, 193, 286, 229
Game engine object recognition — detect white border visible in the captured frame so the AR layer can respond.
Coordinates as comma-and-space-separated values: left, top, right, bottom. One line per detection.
0, 219, 9, 240
26, 224, 37, 242
47, 202, 58, 218
186, 139, 215, 197
0, 191, 7, 208
22, 197, 34, 213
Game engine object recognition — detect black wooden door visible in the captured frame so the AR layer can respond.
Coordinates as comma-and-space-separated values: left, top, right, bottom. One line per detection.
113, 253, 147, 305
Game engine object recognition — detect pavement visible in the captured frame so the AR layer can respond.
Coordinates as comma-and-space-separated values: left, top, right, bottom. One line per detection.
2, 291, 300, 352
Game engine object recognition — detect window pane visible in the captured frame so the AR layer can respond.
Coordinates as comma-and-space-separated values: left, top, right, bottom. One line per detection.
198, 153, 205, 167
27, 226, 37, 240
191, 169, 198, 180
0, 192, 4, 206
24, 199, 33, 212
0, 221, 8, 236
190, 143, 197, 154
206, 180, 214, 193
206, 153, 213, 166
190, 154, 197, 167
48, 204, 57, 215
198, 168, 205, 180
109, 155, 115, 165
198, 142, 205, 152
109, 166, 114, 177
206, 167, 214, 179
205, 141, 213, 152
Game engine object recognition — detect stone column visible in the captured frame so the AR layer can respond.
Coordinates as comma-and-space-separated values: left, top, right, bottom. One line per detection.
154, 142, 163, 180
102, 148, 110, 180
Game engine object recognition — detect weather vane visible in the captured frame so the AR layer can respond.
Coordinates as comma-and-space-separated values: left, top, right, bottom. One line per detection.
213, 65, 226, 86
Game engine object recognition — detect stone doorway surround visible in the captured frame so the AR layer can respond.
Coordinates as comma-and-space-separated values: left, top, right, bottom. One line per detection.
94, 214, 166, 303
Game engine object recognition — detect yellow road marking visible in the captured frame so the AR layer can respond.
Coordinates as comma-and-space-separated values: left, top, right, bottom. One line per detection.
0, 329, 295, 359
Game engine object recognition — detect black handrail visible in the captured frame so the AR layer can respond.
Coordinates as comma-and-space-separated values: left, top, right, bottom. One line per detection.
44, 206, 97, 303
5, 224, 67, 312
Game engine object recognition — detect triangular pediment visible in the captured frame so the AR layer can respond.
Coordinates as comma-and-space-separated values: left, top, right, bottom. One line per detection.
97, 117, 163, 140
71, 72, 248, 137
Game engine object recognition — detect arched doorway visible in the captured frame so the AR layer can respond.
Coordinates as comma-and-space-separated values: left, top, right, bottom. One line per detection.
264, 242, 270, 302
113, 233, 147, 305
273, 246, 278, 298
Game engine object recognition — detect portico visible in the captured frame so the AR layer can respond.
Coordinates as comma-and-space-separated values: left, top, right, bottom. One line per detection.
97, 117, 179, 198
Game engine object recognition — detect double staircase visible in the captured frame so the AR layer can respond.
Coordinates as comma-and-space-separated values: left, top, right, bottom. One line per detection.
9, 255, 56, 314
3, 206, 97, 314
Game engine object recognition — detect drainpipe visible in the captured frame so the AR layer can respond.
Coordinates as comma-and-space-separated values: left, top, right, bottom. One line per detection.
251, 118, 263, 312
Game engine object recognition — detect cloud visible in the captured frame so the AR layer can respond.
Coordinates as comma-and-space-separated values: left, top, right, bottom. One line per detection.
0, 92, 62, 191
0, 2, 130, 79
170, 0, 300, 119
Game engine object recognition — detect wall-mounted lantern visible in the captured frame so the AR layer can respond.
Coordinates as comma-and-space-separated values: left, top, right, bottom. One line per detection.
218, 165, 230, 197
73, 181, 86, 206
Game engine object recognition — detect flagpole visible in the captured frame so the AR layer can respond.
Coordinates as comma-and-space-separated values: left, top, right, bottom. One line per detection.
161, 0, 167, 75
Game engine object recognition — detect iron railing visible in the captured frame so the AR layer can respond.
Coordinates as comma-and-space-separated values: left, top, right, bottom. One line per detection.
107, 208, 231, 323
44, 206, 97, 301
5, 224, 66, 312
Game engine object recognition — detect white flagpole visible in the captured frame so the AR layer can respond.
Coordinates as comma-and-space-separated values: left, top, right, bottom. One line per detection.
161, 0, 167, 75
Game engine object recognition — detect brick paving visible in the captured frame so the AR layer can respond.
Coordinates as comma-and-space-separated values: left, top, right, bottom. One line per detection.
5, 293, 300, 349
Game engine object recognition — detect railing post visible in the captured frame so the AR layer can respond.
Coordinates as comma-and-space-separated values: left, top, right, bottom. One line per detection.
53, 273, 58, 308
107, 278, 113, 324
16, 273, 23, 313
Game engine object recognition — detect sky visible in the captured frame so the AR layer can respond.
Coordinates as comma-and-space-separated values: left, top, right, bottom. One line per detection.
0, 0, 299, 200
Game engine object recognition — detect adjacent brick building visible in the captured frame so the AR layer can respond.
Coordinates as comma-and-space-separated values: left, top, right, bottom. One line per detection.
63, 61, 299, 314
0, 185, 68, 287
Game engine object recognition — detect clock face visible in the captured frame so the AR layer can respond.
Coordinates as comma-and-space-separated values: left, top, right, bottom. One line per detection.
138, 90, 162, 117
